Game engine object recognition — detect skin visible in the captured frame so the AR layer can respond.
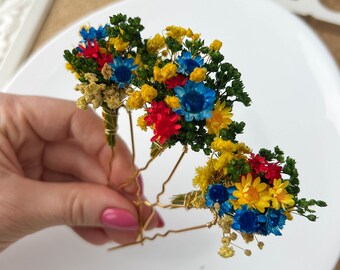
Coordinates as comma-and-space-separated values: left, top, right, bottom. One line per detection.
0, 93, 160, 252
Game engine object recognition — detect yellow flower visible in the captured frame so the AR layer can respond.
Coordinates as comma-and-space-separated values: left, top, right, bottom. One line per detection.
99, 47, 108, 54
65, 62, 75, 72
147, 34, 165, 53
186, 28, 201, 40
214, 152, 233, 172
126, 91, 144, 109
65, 62, 80, 79
166, 25, 187, 43
108, 37, 129, 52
192, 33, 201, 40
186, 28, 194, 38
210, 39, 223, 51
153, 63, 178, 83
193, 159, 215, 191
218, 245, 235, 258
285, 211, 294, 220
76, 96, 87, 110
211, 137, 236, 153
189, 67, 206, 82
165, 96, 181, 109
206, 100, 233, 135
101, 63, 112, 80
236, 142, 252, 155
137, 114, 148, 131
233, 173, 271, 213
269, 179, 295, 210
141, 84, 157, 102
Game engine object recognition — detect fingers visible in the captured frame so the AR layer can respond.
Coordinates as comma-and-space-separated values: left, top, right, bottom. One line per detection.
42, 139, 107, 185
8, 177, 162, 245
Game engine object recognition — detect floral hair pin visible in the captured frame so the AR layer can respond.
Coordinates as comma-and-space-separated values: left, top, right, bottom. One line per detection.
64, 14, 326, 258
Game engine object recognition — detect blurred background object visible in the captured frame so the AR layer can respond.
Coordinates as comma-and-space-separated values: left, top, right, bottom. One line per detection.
275, 0, 340, 25
0, 0, 53, 88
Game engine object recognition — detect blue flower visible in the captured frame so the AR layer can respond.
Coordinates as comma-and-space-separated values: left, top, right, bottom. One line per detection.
79, 25, 108, 41
258, 209, 287, 236
176, 52, 204, 75
109, 57, 138, 88
205, 184, 234, 216
232, 206, 260, 234
174, 81, 216, 121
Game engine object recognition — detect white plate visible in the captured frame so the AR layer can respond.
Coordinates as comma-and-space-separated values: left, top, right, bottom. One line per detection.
2, 0, 340, 269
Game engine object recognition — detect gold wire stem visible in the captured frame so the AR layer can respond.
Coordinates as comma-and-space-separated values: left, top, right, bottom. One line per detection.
118, 146, 164, 191
141, 146, 188, 232
102, 106, 118, 186
127, 109, 136, 165
125, 107, 144, 242
156, 145, 188, 202
108, 209, 218, 252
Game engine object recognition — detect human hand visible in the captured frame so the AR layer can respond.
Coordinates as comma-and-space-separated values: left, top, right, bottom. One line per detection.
0, 93, 162, 252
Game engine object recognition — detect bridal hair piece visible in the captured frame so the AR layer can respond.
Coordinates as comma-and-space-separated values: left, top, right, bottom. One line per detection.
64, 14, 326, 258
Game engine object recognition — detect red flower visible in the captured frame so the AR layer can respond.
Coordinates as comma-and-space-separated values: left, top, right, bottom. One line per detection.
97, 52, 113, 69
151, 113, 181, 144
78, 39, 99, 59
164, 74, 188, 89
248, 153, 267, 174
145, 101, 181, 144
265, 162, 282, 184
145, 101, 170, 126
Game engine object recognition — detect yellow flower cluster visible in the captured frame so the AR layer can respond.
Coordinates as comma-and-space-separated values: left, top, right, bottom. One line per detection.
189, 67, 206, 82
109, 37, 129, 52
153, 63, 177, 83
218, 239, 235, 258
164, 96, 181, 109
126, 91, 144, 109
101, 63, 112, 80
233, 173, 295, 213
137, 114, 147, 131
193, 159, 215, 191
165, 26, 187, 42
206, 100, 233, 135
141, 84, 157, 102
127, 84, 158, 110
193, 138, 251, 184
186, 28, 201, 40
147, 33, 165, 53
211, 137, 236, 152
269, 179, 295, 210
75, 73, 127, 110
210, 39, 223, 51
65, 62, 80, 79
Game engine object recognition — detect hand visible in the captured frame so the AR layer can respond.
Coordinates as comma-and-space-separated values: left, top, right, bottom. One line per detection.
0, 93, 162, 252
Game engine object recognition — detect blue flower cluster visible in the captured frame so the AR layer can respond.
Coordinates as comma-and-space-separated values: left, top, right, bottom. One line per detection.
205, 184, 235, 216
79, 25, 108, 41
176, 52, 204, 75
174, 81, 216, 121
205, 184, 287, 236
109, 57, 138, 88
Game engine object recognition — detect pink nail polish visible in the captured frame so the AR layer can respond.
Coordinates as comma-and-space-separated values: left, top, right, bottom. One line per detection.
101, 208, 139, 230
157, 215, 165, 228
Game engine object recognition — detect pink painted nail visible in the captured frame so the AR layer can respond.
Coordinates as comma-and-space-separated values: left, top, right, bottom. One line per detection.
101, 208, 139, 230
157, 214, 165, 228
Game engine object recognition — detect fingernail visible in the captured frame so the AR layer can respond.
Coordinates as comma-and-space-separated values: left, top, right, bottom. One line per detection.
101, 208, 139, 230
156, 212, 165, 228
157, 217, 165, 228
